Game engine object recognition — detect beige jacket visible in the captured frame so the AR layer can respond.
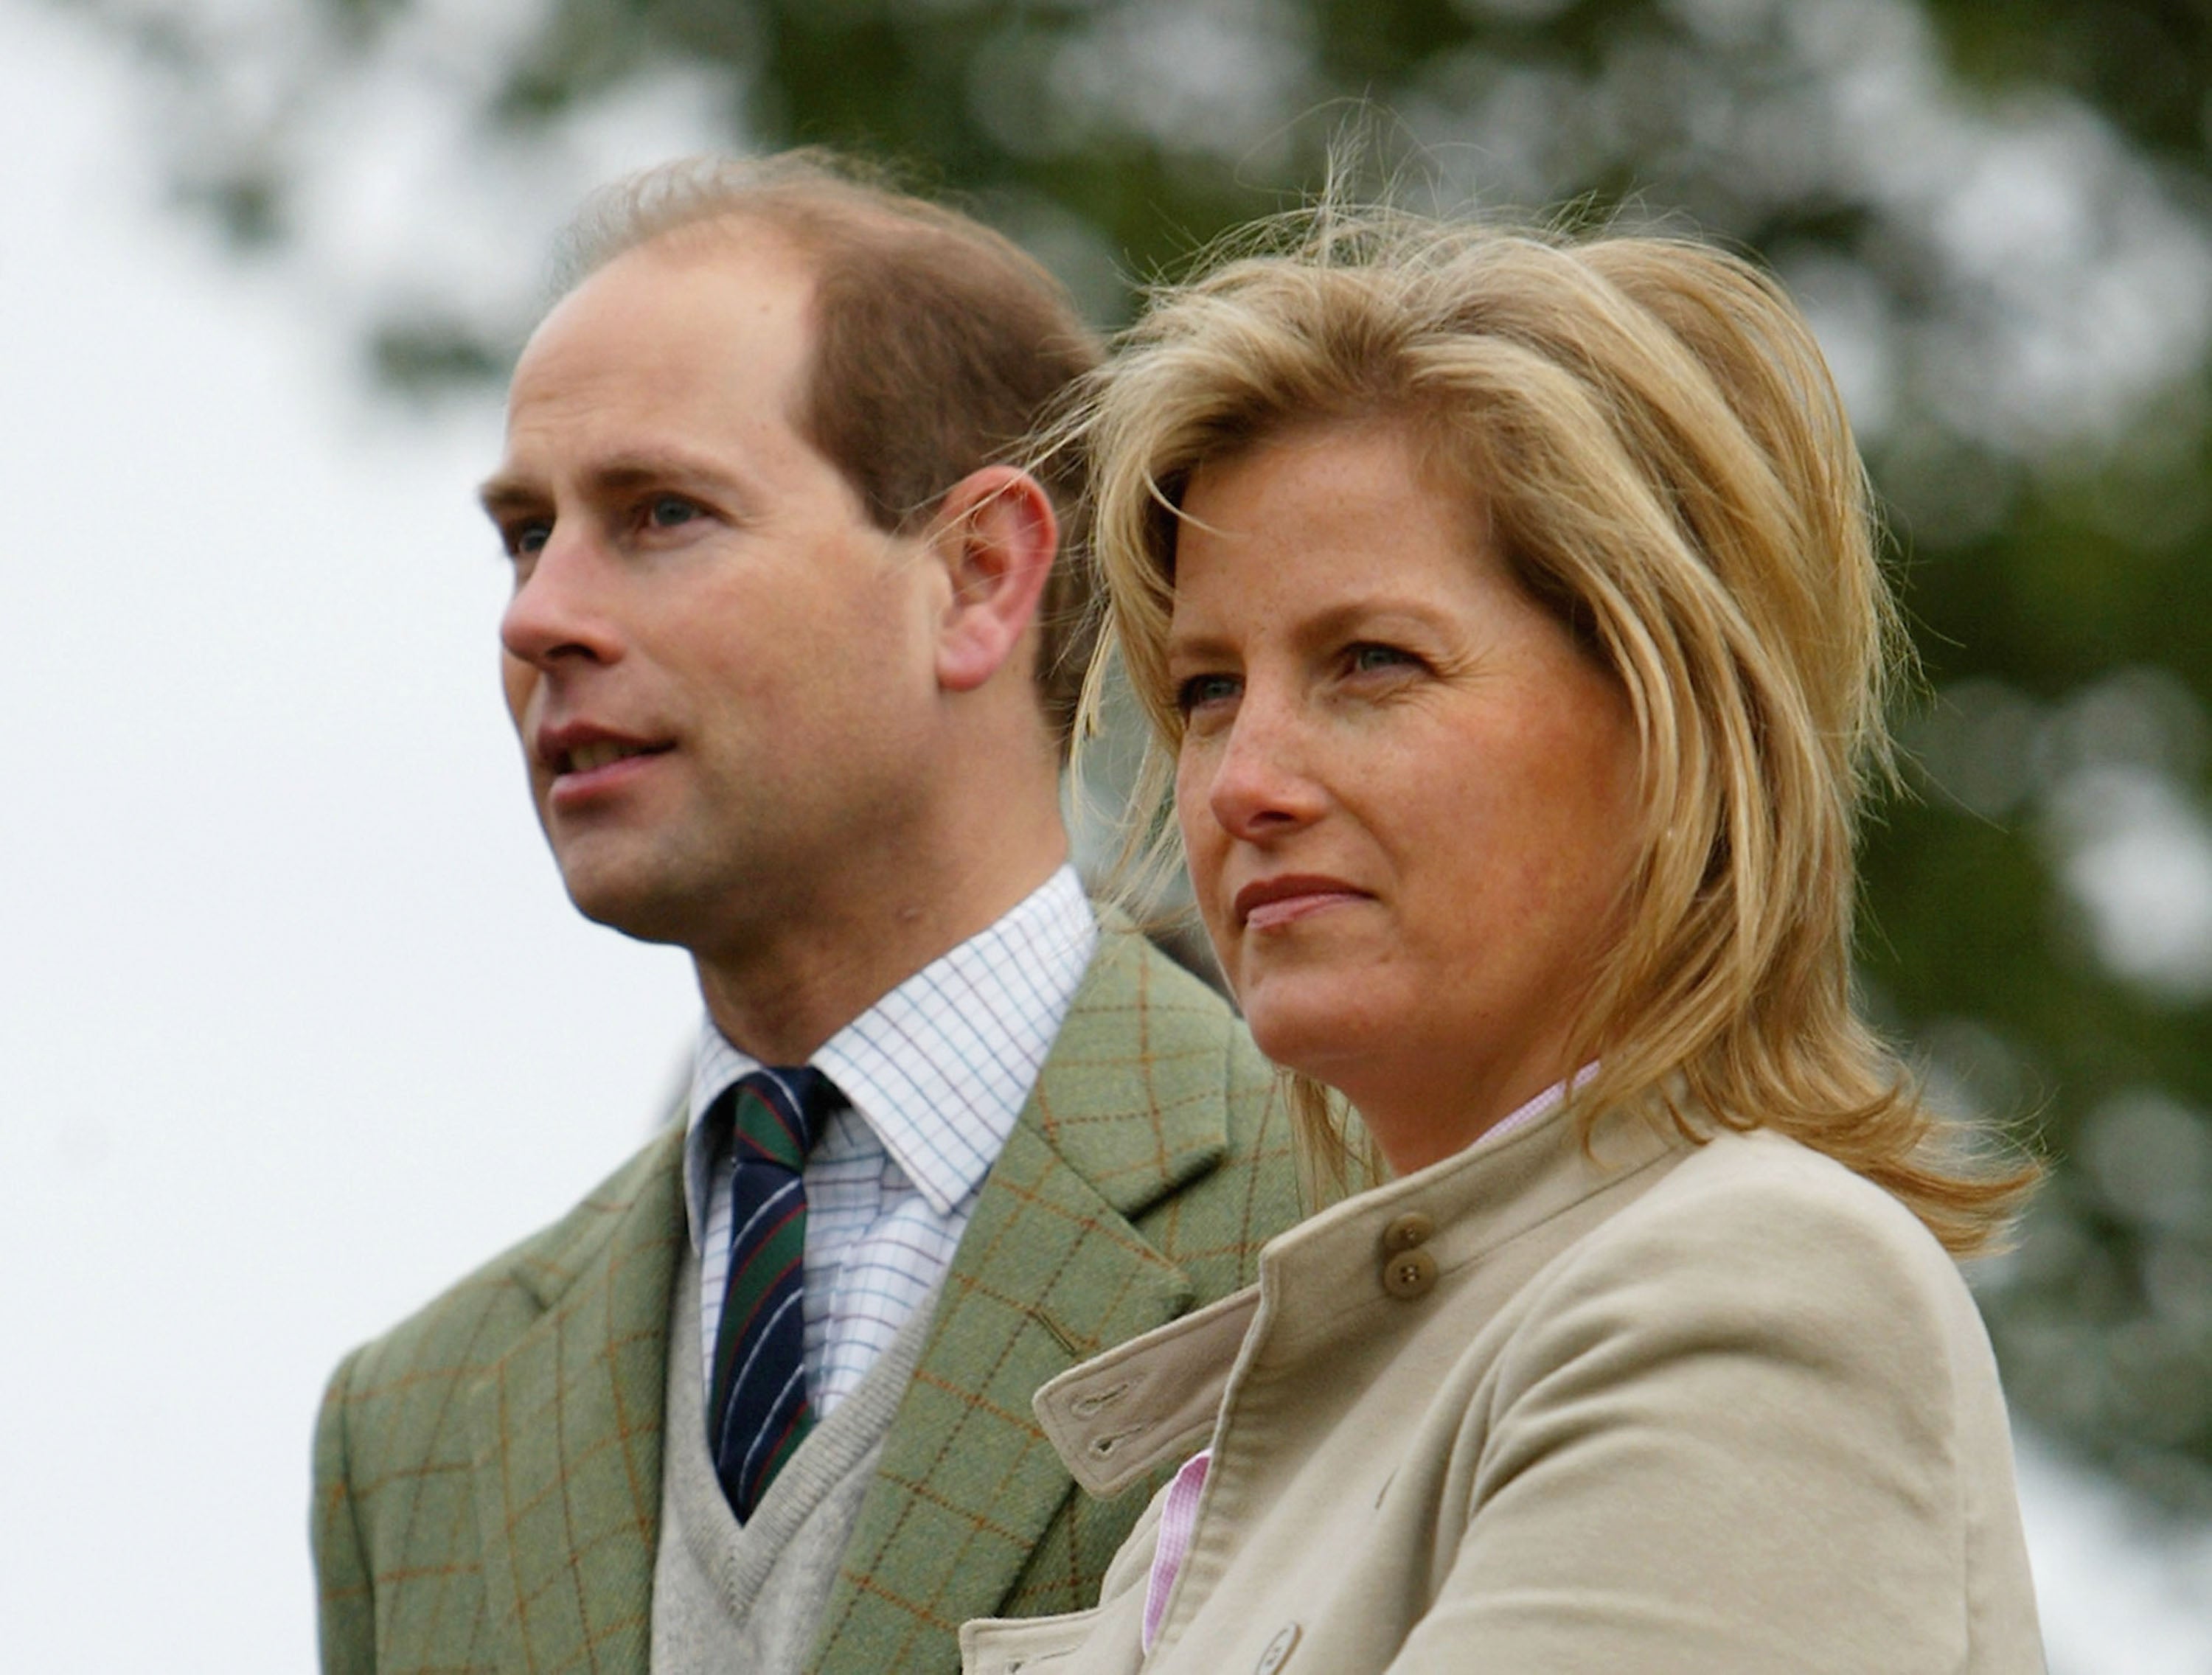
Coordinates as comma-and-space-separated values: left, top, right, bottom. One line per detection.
961, 1102, 2044, 1675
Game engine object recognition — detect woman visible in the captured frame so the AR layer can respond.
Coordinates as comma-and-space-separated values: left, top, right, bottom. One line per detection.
961, 210, 2045, 1674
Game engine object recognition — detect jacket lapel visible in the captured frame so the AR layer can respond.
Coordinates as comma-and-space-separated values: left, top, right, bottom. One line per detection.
467, 1126, 685, 1675
813, 929, 1232, 1675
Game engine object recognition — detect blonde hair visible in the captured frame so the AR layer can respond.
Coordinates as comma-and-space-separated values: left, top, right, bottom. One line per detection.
1068, 206, 2037, 1254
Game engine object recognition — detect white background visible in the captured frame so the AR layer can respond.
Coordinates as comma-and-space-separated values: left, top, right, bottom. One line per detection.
0, 2, 2205, 1668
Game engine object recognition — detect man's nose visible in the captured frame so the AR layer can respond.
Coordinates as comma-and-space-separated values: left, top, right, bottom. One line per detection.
498, 528, 624, 670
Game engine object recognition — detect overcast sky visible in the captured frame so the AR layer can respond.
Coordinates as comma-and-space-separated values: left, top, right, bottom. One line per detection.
0, 5, 697, 1664
0, 2, 2205, 1668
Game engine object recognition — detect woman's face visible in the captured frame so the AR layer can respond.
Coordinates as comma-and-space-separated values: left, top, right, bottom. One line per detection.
1169, 421, 1643, 1172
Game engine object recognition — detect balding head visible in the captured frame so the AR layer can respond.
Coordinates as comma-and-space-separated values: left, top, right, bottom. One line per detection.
549, 152, 1104, 749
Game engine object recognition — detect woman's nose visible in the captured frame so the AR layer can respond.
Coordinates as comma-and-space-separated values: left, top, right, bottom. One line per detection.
1202, 693, 1327, 840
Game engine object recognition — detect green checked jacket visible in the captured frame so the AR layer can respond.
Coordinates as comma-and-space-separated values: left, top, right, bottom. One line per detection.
311, 922, 1301, 1675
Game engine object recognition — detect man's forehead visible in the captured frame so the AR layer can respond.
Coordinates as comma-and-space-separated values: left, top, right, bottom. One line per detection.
539, 217, 821, 349
526, 248, 799, 379
491, 236, 822, 467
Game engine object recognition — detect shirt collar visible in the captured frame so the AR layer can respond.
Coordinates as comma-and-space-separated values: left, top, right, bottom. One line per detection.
682, 864, 1099, 1244
1481, 1062, 1598, 1149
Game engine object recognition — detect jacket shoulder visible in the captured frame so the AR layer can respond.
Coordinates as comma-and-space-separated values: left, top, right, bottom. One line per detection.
1492, 1124, 2008, 1459
1587, 1126, 1966, 1297
311, 1125, 683, 1669
1434, 1128, 2038, 1669
313, 1125, 684, 1530
335, 1124, 684, 1398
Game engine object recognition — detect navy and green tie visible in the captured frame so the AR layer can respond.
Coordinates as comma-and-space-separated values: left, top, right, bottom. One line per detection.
708, 1065, 841, 1520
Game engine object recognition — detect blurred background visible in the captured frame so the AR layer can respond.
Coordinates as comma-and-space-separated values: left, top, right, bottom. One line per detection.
3, 0, 2210, 1665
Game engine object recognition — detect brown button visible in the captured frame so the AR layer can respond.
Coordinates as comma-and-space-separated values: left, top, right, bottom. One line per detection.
1382, 1247, 1438, 1299
1381, 1211, 1435, 1253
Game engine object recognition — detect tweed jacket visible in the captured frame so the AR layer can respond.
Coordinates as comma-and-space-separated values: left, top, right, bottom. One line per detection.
964, 1102, 2045, 1675
312, 924, 1300, 1675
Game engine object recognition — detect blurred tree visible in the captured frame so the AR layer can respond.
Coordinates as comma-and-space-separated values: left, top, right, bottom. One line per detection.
58, 0, 2212, 1509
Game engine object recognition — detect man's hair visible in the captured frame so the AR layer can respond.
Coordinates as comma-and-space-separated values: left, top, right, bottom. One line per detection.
552, 150, 1103, 750
1068, 204, 2037, 1253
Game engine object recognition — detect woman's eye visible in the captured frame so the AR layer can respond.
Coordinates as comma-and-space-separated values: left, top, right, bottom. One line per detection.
1175, 672, 1241, 717
1349, 643, 1414, 674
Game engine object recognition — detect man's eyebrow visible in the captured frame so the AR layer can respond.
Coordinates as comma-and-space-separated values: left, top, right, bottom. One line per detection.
476, 475, 541, 519
476, 453, 742, 519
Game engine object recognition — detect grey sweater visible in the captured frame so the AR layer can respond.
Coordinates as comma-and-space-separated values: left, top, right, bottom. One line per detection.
653, 1236, 939, 1674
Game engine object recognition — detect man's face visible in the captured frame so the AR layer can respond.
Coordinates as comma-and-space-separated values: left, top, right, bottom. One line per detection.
484, 235, 947, 958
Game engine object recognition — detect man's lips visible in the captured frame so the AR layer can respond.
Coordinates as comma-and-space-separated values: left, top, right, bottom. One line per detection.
1231, 874, 1371, 930
535, 724, 672, 781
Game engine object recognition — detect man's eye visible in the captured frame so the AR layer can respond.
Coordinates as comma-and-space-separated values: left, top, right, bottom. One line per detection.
1175, 673, 1241, 716
646, 495, 699, 529
506, 520, 552, 560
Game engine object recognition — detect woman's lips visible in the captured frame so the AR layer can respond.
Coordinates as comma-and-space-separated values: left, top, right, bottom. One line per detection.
1233, 875, 1369, 930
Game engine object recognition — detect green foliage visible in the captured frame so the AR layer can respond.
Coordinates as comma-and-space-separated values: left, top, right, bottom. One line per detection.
1930, 0, 2212, 164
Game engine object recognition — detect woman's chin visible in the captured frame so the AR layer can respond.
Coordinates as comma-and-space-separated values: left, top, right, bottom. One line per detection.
1241, 989, 1380, 1092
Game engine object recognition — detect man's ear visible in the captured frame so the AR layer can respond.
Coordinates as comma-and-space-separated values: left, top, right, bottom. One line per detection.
931, 465, 1060, 694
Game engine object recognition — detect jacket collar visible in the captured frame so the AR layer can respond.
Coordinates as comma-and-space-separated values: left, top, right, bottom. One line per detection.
807, 924, 1239, 1674
453, 923, 1242, 1675
1037, 1098, 1681, 1496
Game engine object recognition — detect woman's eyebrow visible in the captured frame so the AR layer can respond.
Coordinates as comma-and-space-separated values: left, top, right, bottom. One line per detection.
1165, 625, 1238, 667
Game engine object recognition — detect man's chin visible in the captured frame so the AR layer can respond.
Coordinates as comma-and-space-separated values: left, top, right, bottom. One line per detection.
557, 866, 697, 949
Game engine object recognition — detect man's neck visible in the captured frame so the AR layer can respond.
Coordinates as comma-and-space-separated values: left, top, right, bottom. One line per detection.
692, 839, 1070, 1065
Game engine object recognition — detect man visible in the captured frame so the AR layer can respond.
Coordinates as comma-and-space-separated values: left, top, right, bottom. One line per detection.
309, 153, 1298, 1675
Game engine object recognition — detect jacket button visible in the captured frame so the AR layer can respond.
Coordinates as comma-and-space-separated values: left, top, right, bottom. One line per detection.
1382, 1247, 1438, 1299
1381, 1211, 1434, 1253
1254, 1622, 1301, 1673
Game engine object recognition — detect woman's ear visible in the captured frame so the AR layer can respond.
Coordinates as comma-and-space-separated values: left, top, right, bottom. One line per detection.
931, 465, 1060, 694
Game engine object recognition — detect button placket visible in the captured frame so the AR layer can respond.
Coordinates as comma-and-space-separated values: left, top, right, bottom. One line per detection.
1253, 1622, 1302, 1674
1086, 1420, 1155, 1460
1068, 1380, 1130, 1419
1379, 1211, 1439, 1300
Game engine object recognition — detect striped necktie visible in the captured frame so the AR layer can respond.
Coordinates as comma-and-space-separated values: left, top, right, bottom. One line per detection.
707, 1065, 840, 1520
